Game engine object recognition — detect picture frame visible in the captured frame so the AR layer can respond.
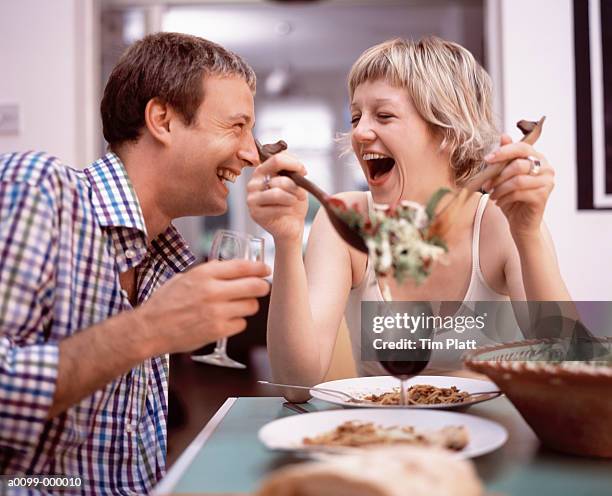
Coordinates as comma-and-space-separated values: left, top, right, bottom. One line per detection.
574, 0, 612, 210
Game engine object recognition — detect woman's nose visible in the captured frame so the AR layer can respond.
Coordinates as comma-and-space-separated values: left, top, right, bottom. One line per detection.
352, 120, 376, 143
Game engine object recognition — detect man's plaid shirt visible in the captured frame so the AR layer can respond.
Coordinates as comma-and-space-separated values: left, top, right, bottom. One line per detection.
0, 151, 195, 494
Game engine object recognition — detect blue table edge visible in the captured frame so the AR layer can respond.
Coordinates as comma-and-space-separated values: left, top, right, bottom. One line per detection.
153, 397, 238, 495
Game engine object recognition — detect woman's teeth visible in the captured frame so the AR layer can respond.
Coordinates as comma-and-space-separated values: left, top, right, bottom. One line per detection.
217, 168, 237, 183
362, 153, 389, 161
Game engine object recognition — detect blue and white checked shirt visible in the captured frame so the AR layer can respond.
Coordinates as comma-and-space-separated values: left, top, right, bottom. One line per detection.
0, 151, 195, 494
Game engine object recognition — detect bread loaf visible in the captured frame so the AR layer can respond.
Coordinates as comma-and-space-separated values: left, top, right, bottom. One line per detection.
256, 445, 482, 496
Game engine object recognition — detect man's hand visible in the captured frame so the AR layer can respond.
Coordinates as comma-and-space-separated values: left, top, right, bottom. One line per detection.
137, 259, 271, 355
49, 259, 270, 418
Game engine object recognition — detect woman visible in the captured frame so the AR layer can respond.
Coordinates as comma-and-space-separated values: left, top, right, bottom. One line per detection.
247, 37, 570, 401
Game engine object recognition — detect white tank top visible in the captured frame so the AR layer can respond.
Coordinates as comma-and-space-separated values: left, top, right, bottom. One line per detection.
344, 193, 516, 376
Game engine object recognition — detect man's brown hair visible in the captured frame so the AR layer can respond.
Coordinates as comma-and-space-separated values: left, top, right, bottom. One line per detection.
101, 32, 256, 148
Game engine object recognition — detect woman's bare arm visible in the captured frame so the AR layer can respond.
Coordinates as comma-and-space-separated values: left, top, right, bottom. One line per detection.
267, 203, 355, 402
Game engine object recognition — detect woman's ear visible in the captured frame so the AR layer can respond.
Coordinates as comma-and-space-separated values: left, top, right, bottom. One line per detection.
144, 97, 172, 146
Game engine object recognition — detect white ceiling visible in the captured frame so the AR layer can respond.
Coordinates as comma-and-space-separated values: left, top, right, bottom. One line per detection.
161, 1, 484, 73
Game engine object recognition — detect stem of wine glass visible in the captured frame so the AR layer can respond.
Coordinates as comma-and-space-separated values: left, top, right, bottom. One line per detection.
214, 338, 228, 354
400, 377, 407, 405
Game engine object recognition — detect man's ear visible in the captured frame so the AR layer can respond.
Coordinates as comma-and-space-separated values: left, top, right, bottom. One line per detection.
144, 97, 172, 146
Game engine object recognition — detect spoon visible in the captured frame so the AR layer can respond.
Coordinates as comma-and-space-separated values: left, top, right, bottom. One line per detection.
256, 117, 544, 252
255, 140, 368, 252
258, 380, 501, 404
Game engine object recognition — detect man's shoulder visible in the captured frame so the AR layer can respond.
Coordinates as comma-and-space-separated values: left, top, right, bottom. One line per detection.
0, 151, 82, 189
0, 151, 84, 202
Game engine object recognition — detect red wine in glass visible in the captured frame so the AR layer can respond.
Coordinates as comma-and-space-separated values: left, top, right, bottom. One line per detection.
379, 345, 432, 405
379, 359, 429, 377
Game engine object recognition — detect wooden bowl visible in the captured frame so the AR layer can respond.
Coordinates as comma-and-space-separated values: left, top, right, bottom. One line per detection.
464, 339, 612, 458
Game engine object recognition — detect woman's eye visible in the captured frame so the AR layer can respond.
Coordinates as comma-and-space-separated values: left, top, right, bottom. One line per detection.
350, 115, 360, 126
377, 114, 393, 120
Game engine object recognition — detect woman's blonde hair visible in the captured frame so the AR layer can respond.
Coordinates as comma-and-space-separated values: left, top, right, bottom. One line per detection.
348, 36, 498, 184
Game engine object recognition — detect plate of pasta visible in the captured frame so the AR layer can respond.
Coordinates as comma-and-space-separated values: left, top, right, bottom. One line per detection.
310, 375, 501, 409
258, 408, 507, 459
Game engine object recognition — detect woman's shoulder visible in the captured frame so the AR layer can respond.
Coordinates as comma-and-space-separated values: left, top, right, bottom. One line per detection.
331, 190, 369, 211
480, 196, 512, 243
315, 190, 369, 286
471, 195, 513, 294
481, 198, 510, 234
479, 196, 516, 257
312, 190, 368, 227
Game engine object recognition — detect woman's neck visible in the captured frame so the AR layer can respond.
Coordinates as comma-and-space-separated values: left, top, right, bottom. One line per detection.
399, 171, 455, 205
372, 156, 456, 206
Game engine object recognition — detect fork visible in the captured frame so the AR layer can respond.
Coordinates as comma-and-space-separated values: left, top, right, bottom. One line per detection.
258, 380, 366, 403
255, 140, 368, 253
427, 117, 545, 239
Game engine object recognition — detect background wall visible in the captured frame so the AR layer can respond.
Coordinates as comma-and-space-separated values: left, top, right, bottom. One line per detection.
499, 0, 611, 300
0, 0, 98, 167
2, 0, 609, 467
1, 0, 609, 299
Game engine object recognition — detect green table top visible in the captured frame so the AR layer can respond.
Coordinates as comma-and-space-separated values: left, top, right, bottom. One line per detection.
155, 397, 612, 496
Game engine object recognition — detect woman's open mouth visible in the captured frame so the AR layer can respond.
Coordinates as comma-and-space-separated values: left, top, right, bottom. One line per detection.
363, 153, 396, 184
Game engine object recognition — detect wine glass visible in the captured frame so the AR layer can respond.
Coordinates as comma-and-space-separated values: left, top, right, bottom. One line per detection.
376, 302, 433, 405
191, 230, 265, 369
379, 346, 432, 405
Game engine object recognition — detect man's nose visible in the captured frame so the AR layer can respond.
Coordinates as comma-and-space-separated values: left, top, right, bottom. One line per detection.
239, 134, 260, 168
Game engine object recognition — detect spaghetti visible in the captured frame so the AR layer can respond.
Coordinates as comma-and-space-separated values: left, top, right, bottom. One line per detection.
303, 421, 468, 451
363, 384, 470, 406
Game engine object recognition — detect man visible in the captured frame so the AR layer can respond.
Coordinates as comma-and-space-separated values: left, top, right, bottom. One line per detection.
0, 33, 270, 494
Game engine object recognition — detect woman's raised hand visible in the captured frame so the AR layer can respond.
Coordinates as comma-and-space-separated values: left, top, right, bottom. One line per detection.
247, 151, 309, 243
482, 134, 555, 240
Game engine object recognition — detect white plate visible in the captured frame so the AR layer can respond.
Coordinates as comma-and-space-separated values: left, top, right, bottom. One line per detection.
311, 375, 501, 409
259, 408, 507, 459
